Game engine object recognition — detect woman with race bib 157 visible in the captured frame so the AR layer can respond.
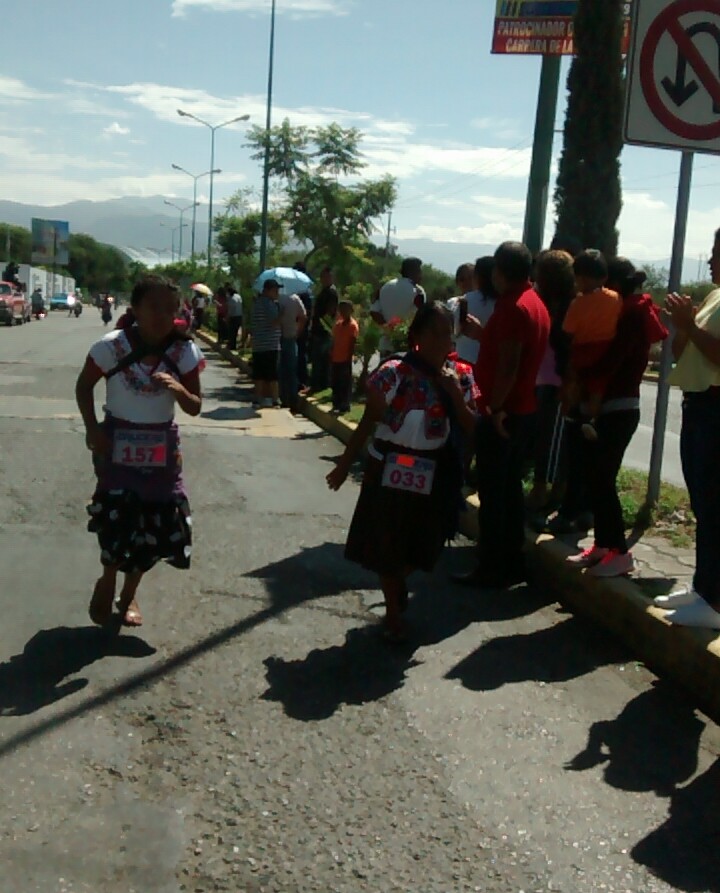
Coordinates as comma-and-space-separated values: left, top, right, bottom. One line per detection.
75, 275, 205, 628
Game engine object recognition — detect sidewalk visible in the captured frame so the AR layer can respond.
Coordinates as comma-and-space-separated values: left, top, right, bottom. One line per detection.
197, 332, 720, 722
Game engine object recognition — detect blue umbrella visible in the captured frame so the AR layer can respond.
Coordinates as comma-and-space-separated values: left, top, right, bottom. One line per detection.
253, 267, 314, 295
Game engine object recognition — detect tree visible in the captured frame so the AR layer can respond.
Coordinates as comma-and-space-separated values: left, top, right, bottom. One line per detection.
285, 172, 397, 266
2, 225, 32, 263
554, 0, 625, 255
66, 233, 129, 293
314, 124, 365, 177
246, 122, 396, 272
246, 118, 310, 183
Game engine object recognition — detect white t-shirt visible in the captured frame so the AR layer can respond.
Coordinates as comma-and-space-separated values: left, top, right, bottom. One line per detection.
371, 277, 426, 352
89, 328, 205, 424
447, 290, 496, 365
193, 294, 207, 309
278, 292, 307, 339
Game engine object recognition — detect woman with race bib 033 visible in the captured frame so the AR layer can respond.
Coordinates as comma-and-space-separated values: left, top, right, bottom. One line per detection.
75, 275, 205, 628
327, 302, 479, 641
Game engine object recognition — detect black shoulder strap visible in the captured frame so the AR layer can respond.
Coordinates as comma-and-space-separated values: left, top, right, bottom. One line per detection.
106, 328, 182, 380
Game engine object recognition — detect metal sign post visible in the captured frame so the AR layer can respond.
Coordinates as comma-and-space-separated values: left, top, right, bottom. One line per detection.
624, 0, 720, 502
647, 151, 694, 505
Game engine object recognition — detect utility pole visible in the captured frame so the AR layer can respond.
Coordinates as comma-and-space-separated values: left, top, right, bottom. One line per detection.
522, 55, 562, 255
259, 0, 277, 273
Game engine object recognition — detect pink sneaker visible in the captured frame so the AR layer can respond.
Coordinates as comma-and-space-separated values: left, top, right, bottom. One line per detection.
566, 545, 608, 568
589, 549, 635, 578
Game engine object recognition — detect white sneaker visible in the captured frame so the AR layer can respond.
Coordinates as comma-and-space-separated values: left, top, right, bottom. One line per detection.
654, 585, 700, 609
665, 597, 720, 630
588, 549, 635, 578
567, 545, 609, 568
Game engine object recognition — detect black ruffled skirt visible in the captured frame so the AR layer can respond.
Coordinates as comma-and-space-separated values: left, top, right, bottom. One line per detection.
87, 489, 193, 574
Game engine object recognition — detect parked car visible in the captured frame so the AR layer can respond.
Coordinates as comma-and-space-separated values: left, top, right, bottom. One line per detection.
49, 293, 71, 311
0, 281, 31, 326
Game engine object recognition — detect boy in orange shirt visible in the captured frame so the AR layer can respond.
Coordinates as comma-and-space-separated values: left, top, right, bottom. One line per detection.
330, 300, 359, 414
562, 249, 622, 440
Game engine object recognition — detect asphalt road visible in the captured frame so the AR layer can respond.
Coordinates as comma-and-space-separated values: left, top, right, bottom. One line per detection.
627, 383, 683, 488
0, 310, 716, 893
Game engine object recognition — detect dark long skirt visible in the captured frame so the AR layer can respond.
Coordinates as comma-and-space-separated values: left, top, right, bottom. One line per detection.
345, 441, 455, 576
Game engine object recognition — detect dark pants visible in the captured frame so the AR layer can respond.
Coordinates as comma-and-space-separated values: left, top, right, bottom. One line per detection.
310, 331, 332, 391
587, 409, 640, 553
331, 361, 353, 411
680, 391, 720, 606
279, 338, 299, 408
297, 330, 309, 387
560, 419, 592, 520
217, 316, 228, 345
227, 316, 242, 350
476, 414, 534, 576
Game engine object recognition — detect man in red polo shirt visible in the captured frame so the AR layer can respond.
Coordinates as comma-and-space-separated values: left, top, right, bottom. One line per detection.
454, 241, 550, 588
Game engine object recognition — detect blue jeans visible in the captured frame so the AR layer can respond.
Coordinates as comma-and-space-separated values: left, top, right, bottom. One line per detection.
680, 391, 720, 606
279, 338, 298, 408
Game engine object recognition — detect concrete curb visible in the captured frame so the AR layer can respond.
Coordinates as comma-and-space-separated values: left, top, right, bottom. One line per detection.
197, 331, 720, 721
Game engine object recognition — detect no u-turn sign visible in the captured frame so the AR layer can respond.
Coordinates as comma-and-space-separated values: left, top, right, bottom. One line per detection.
625, 0, 720, 153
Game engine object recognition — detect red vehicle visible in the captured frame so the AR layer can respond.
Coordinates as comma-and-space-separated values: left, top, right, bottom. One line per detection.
0, 281, 31, 326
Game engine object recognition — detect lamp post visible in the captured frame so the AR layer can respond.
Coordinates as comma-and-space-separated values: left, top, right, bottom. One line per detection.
171, 164, 221, 259
160, 222, 188, 263
176, 109, 250, 268
164, 200, 198, 262
259, 0, 277, 273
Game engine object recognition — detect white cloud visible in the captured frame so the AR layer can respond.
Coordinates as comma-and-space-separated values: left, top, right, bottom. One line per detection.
363, 140, 532, 182
172, 0, 350, 16
0, 76, 54, 103
104, 121, 131, 136
0, 135, 128, 174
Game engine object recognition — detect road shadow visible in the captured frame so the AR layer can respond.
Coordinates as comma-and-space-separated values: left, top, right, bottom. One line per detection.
263, 627, 420, 721
244, 541, 376, 612
632, 758, 720, 892
258, 545, 554, 720
0, 626, 156, 717
445, 613, 630, 692
201, 406, 258, 422
565, 679, 705, 796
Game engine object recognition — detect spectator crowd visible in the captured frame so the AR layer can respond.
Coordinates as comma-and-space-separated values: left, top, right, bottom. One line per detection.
201, 231, 720, 642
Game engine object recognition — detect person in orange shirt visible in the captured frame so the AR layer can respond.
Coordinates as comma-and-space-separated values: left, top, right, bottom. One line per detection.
562, 249, 622, 439
330, 300, 359, 414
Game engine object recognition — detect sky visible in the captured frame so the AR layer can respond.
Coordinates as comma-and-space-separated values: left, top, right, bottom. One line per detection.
1, 0, 720, 272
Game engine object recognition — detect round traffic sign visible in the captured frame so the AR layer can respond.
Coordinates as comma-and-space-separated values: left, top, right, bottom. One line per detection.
640, 0, 720, 141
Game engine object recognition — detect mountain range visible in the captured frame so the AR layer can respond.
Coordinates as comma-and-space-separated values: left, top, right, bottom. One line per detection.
0, 197, 704, 283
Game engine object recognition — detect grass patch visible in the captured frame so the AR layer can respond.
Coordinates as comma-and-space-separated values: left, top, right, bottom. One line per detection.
306, 389, 364, 425
617, 468, 695, 548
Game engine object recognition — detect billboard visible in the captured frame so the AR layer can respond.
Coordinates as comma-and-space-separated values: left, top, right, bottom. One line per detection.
31, 218, 70, 266
492, 1, 632, 56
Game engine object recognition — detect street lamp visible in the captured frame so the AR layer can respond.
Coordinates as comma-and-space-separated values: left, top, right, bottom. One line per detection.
259, 0, 277, 273
160, 222, 188, 264
171, 164, 221, 258
176, 109, 250, 268
164, 200, 198, 261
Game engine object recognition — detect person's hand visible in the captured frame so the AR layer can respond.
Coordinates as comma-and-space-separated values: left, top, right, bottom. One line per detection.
85, 423, 111, 455
326, 460, 349, 491
491, 409, 510, 440
665, 292, 696, 331
152, 372, 185, 395
461, 314, 484, 341
439, 367, 465, 406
